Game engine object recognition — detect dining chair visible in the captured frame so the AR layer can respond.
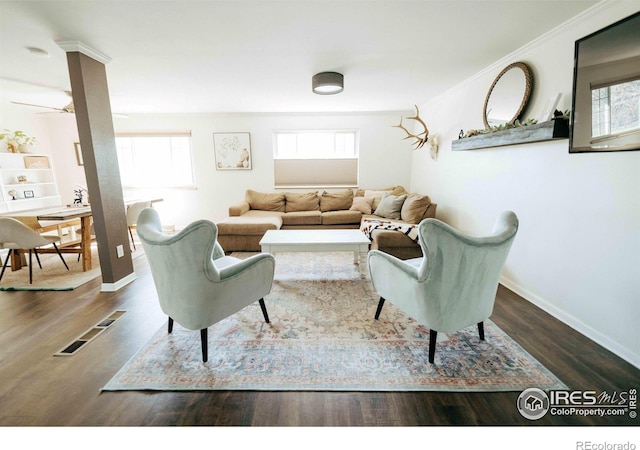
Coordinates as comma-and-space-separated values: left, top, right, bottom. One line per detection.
0, 217, 70, 284
126, 201, 151, 251
368, 211, 519, 363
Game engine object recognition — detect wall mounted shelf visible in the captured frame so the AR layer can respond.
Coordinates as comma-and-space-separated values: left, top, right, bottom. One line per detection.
451, 118, 569, 151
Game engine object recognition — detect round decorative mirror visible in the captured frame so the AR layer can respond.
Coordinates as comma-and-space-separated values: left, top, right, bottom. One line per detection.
483, 62, 533, 129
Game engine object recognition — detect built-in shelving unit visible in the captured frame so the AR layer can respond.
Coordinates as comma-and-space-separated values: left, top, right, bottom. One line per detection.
0, 152, 61, 213
451, 118, 569, 151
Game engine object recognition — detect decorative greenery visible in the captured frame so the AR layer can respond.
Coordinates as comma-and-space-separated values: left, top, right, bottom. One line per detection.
461, 110, 572, 139
462, 118, 538, 138
0, 129, 37, 152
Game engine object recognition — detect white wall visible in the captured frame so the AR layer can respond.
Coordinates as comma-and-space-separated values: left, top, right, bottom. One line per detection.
412, 2, 640, 367
14, 111, 413, 228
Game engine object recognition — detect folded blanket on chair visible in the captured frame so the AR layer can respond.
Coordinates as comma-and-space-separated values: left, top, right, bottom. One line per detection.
360, 219, 419, 243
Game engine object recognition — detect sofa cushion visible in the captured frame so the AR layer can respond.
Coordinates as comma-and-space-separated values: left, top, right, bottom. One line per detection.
228, 201, 250, 217
321, 210, 363, 225
217, 211, 283, 236
282, 211, 322, 226
350, 196, 374, 214
285, 192, 320, 212
245, 189, 286, 212
401, 193, 432, 224
320, 189, 354, 212
374, 193, 407, 220
369, 228, 417, 248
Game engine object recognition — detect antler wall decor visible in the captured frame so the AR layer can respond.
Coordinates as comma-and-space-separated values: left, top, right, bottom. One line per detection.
394, 105, 430, 150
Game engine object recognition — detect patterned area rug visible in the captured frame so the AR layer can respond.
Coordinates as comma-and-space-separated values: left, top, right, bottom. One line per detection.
103, 252, 567, 392
0, 250, 101, 291
0, 244, 144, 291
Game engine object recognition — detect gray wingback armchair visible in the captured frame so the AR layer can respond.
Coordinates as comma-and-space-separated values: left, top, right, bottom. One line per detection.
368, 211, 519, 363
136, 208, 276, 362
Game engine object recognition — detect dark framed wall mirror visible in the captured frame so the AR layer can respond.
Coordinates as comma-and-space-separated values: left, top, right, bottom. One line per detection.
570, 11, 640, 153
483, 61, 533, 129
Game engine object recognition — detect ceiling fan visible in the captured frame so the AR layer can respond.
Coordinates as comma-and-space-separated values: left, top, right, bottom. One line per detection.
11, 90, 127, 118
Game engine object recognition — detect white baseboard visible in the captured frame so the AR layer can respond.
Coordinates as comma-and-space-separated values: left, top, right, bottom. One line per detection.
101, 272, 137, 292
500, 275, 639, 369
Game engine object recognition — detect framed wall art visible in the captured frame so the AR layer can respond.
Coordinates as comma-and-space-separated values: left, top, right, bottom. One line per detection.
23, 190, 34, 198
213, 132, 252, 170
23, 155, 50, 169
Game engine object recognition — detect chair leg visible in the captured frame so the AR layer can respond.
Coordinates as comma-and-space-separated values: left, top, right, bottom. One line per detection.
33, 248, 42, 269
0, 249, 12, 282
200, 328, 208, 362
168, 317, 174, 333
478, 322, 485, 341
52, 243, 69, 270
129, 227, 136, 251
28, 250, 33, 284
259, 298, 270, 323
374, 297, 386, 320
428, 329, 437, 364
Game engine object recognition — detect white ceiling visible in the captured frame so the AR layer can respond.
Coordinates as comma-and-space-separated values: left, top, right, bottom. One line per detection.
0, 0, 599, 115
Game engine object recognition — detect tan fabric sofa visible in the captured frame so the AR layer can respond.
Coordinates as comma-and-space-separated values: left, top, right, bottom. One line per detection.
217, 186, 437, 259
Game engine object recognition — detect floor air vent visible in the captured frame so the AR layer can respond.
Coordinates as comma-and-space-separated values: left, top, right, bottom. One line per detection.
55, 310, 126, 356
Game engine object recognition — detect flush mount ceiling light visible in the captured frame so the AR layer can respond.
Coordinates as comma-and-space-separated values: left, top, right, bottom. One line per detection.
312, 72, 344, 95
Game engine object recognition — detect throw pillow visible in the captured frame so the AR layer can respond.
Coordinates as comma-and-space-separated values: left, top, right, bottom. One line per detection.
391, 185, 409, 196
245, 189, 286, 212
401, 193, 431, 224
285, 192, 319, 212
364, 189, 391, 210
349, 196, 374, 215
320, 189, 354, 212
374, 193, 407, 220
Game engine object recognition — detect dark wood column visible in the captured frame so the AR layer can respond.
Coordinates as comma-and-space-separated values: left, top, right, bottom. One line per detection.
60, 43, 135, 291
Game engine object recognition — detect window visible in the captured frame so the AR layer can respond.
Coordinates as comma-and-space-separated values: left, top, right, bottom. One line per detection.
591, 78, 640, 139
115, 133, 195, 188
273, 130, 359, 188
274, 131, 357, 159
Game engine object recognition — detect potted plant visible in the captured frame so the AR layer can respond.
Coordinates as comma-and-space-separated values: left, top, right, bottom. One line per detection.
0, 129, 37, 153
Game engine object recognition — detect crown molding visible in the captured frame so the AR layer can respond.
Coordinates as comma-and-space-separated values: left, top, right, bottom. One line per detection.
56, 40, 112, 65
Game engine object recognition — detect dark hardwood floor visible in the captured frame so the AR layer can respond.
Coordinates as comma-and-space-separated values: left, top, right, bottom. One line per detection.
0, 254, 637, 427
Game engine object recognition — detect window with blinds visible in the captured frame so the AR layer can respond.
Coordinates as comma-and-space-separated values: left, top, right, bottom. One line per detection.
273, 130, 359, 188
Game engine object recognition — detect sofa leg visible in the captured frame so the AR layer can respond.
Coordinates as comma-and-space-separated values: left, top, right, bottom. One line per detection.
374, 297, 385, 320
200, 328, 208, 362
168, 317, 174, 333
259, 298, 270, 323
478, 321, 485, 341
429, 329, 437, 363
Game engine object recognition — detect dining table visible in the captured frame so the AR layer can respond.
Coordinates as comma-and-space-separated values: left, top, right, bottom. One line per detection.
2, 198, 162, 272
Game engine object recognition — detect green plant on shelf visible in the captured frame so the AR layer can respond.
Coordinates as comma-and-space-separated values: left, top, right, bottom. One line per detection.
0, 129, 37, 153
462, 118, 539, 138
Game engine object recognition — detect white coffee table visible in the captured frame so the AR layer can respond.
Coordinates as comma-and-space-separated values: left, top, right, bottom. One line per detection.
259, 229, 371, 275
